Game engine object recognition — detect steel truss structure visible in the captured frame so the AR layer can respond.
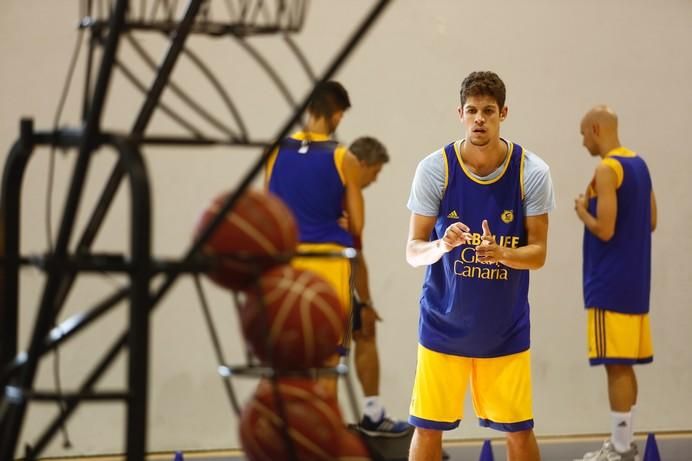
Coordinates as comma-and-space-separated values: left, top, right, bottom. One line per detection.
0, 1, 391, 459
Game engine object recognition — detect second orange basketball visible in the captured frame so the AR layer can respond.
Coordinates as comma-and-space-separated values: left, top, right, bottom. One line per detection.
239, 265, 346, 370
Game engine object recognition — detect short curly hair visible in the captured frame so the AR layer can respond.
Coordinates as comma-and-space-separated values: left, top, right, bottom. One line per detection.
460, 71, 506, 109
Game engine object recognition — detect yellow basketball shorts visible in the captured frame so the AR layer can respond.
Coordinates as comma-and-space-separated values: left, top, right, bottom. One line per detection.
587, 308, 653, 366
292, 243, 352, 363
291, 243, 352, 314
409, 344, 534, 432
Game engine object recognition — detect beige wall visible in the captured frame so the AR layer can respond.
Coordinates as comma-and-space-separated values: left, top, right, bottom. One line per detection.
1, 0, 691, 457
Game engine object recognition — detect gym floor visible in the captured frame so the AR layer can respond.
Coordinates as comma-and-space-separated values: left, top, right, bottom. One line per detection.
38, 431, 692, 461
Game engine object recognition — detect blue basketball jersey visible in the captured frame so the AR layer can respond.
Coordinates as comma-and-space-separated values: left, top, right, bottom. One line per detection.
266, 132, 353, 247
419, 140, 530, 357
583, 148, 652, 314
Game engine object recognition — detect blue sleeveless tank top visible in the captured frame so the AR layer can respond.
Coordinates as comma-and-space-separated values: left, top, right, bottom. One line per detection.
267, 134, 353, 247
419, 140, 530, 357
583, 152, 652, 313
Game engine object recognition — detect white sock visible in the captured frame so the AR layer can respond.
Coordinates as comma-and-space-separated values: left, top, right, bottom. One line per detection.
610, 411, 633, 453
363, 396, 384, 421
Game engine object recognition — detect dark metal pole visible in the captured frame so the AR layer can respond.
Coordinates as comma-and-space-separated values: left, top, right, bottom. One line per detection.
0, 120, 35, 375
114, 136, 152, 461
81, 21, 97, 122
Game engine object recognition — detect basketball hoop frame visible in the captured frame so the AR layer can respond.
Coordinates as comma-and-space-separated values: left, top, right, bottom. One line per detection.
0, 1, 391, 460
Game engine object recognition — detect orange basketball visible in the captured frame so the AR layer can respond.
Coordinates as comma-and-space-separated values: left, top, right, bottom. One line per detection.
239, 265, 346, 370
195, 189, 298, 290
336, 429, 372, 461
261, 376, 343, 419
239, 378, 343, 461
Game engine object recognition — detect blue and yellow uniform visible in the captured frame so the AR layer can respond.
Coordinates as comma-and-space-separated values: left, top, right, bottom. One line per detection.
410, 140, 536, 432
265, 131, 352, 312
583, 147, 653, 365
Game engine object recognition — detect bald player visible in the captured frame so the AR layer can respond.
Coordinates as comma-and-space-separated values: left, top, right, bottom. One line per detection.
574, 105, 657, 461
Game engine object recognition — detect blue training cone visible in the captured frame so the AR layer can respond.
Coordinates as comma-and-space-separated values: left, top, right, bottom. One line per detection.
479, 439, 495, 461
173, 451, 184, 461
643, 433, 661, 461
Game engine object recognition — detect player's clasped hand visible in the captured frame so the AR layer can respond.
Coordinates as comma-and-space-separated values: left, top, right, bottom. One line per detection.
475, 219, 503, 264
574, 193, 588, 214
440, 222, 472, 251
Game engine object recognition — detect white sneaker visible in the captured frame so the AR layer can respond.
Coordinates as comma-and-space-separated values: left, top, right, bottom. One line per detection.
574, 440, 639, 461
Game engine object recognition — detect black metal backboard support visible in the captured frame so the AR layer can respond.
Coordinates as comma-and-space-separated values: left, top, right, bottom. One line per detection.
0, 1, 391, 460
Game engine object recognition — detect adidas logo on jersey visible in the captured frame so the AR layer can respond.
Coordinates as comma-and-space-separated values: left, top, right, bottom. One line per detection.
447, 210, 459, 219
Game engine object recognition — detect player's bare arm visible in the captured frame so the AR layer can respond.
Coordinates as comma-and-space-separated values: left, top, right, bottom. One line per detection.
476, 215, 548, 269
651, 190, 657, 232
342, 149, 365, 237
574, 163, 618, 241
353, 251, 382, 333
406, 213, 471, 267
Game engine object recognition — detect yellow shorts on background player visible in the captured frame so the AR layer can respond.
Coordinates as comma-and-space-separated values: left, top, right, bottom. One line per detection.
586, 308, 652, 365
293, 242, 352, 313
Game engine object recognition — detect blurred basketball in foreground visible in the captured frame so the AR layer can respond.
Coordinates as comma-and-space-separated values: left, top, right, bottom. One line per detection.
239, 378, 343, 461
239, 265, 346, 369
195, 189, 298, 290
336, 428, 372, 461
261, 377, 343, 419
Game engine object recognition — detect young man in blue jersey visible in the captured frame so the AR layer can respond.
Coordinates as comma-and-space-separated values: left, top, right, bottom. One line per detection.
574, 105, 657, 461
265, 81, 364, 381
347, 137, 411, 437
406, 71, 555, 461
